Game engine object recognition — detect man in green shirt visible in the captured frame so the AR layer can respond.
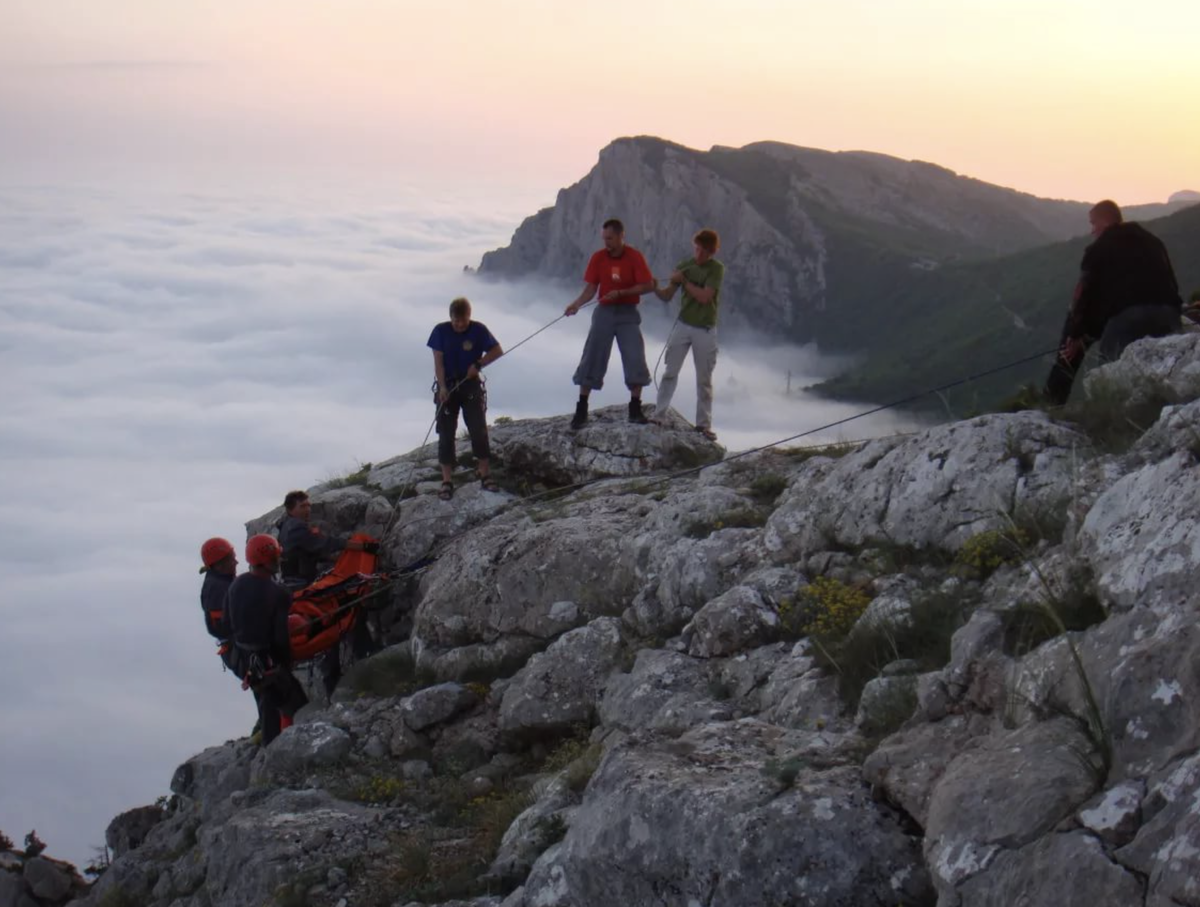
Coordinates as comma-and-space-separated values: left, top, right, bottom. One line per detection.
653, 228, 725, 440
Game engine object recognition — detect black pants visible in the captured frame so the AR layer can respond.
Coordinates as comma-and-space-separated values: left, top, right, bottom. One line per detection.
437, 378, 489, 466
254, 667, 308, 745
319, 615, 376, 697
1044, 305, 1180, 405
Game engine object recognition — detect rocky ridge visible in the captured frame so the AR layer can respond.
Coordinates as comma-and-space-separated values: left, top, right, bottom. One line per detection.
66, 335, 1200, 907
476, 136, 1191, 355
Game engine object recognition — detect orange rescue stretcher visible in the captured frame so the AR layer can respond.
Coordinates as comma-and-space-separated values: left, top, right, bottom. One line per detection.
288, 532, 388, 662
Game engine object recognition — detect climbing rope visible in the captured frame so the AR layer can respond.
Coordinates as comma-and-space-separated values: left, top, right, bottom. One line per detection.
377, 300, 600, 541
308, 343, 1063, 665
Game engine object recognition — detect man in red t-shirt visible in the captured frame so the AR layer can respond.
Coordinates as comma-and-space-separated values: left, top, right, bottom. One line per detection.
564, 219, 656, 429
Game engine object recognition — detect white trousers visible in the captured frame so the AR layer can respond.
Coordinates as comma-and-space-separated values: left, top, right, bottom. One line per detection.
655, 323, 718, 428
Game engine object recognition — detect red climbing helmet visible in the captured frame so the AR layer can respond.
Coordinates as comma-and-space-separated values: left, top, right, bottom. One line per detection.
245, 534, 283, 569
199, 537, 235, 573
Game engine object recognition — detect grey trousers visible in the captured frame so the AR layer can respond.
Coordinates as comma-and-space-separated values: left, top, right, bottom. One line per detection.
572, 304, 650, 390
1098, 304, 1181, 362
655, 323, 719, 428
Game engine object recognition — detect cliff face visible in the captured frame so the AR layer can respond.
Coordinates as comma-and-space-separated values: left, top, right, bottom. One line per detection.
72, 334, 1200, 907
478, 136, 1188, 354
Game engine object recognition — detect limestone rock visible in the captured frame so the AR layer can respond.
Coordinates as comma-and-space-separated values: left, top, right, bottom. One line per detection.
256, 722, 352, 780
499, 618, 624, 735
510, 720, 932, 907
21, 857, 74, 901
1077, 780, 1145, 847
488, 405, 723, 486
1084, 331, 1200, 407
400, 682, 479, 731
169, 741, 255, 820
863, 714, 994, 827
1116, 752, 1200, 906
1079, 450, 1200, 613
685, 584, 778, 657
955, 830, 1144, 906
924, 718, 1100, 896
597, 649, 720, 735
489, 776, 576, 886
764, 412, 1089, 562
105, 804, 166, 859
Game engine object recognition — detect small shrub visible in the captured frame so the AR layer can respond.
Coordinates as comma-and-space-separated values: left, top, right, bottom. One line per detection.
23, 830, 46, 857
1065, 374, 1176, 453
537, 813, 568, 847
470, 788, 534, 853
98, 888, 139, 907
762, 755, 806, 789
0, 830, 12, 851
562, 744, 603, 793
778, 440, 860, 463
683, 506, 767, 539
707, 677, 734, 701
494, 415, 513, 425
540, 728, 592, 775
342, 648, 435, 698
326, 461, 373, 489
1001, 566, 1106, 657
798, 576, 872, 639
953, 528, 1028, 581
354, 774, 407, 804
816, 584, 976, 711
857, 676, 919, 739
748, 472, 788, 504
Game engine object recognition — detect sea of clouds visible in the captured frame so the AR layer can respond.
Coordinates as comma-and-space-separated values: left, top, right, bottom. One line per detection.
0, 175, 921, 866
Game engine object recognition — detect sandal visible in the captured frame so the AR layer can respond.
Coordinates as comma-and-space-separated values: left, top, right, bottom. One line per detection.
695, 426, 718, 442
478, 474, 500, 493
438, 481, 454, 501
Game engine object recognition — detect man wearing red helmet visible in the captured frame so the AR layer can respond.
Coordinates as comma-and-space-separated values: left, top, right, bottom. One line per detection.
198, 537, 236, 639
227, 534, 308, 744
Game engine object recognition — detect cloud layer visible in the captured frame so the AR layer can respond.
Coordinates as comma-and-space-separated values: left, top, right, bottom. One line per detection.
0, 177, 920, 865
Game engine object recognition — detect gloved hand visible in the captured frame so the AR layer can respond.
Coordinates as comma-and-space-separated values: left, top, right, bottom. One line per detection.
361, 541, 380, 555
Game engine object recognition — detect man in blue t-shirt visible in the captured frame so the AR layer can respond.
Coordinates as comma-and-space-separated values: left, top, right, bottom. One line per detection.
427, 298, 504, 500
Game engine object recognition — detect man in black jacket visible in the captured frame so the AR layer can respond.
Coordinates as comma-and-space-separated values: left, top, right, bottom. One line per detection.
276, 490, 370, 586
1044, 200, 1182, 404
276, 490, 377, 696
227, 534, 307, 745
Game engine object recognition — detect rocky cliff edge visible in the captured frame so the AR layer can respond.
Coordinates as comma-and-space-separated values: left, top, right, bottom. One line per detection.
69, 336, 1200, 907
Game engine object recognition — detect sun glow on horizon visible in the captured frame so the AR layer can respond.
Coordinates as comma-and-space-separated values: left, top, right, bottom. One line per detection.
1, 0, 1196, 203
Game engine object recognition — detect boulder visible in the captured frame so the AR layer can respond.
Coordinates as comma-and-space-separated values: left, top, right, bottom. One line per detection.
21, 857, 74, 901
924, 718, 1100, 896
488, 405, 723, 486
1079, 451, 1200, 613
510, 720, 932, 907
400, 682, 479, 731
499, 618, 625, 735
764, 412, 1089, 562
685, 585, 778, 657
105, 804, 166, 859
955, 830, 1145, 907
597, 649, 722, 735
255, 722, 352, 780
1115, 751, 1200, 906
170, 741, 255, 819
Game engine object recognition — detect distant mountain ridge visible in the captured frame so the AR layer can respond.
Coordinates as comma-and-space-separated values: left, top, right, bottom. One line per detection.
478, 136, 1189, 355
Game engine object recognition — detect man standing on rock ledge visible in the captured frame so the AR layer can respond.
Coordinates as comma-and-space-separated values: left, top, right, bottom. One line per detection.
1043, 199, 1182, 404
565, 218, 655, 429
654, 228, 725, 441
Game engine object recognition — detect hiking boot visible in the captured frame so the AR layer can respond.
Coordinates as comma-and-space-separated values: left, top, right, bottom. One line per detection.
628, 399, 649, 424
570, 399, 588, 430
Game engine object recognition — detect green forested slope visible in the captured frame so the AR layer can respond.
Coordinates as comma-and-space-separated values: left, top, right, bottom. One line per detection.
816, 204, 1200, 413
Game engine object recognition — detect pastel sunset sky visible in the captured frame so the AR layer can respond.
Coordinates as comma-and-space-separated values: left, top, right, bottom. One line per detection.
3, 0, 1195, 202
